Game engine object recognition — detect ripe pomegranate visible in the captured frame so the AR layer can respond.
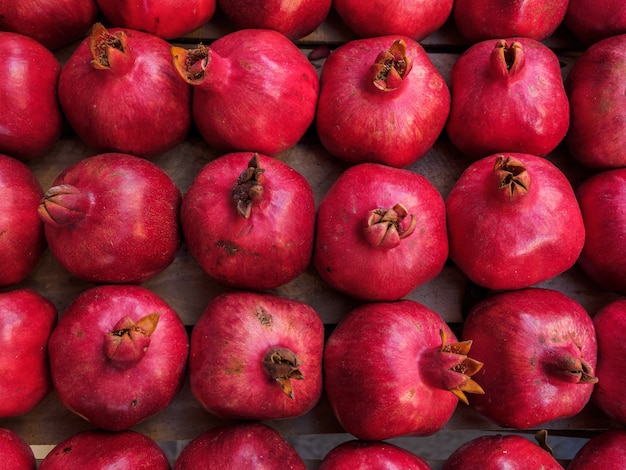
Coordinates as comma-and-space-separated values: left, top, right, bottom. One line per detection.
0, 154, 46, 287
565, 0, 626, 46
190, 291, 324, 420
0, 32, 62, 160
47, 285, 189, 431
0, 289, 57, 418
171, 29, 319, 156
0, 0, 97, 50
39, 429, 170, 469
565, 34, 626, 169
332, 0, 453, 40
462, 288, 598, 429
446, 38, 569, 160
181, 152, 315, 290
96, 0, 216, 39
175, 422, 306, 470
217, 0, 332, 40
324, 300, 484, 441
453, 0, 569, 42
314, 163, 448, 301
567, 430, 626, 469
316, 37, 450, 168
0, 428, 36, 470
443, 434, 562, 470
446, 153, 585, 291
38, 152, 181, 284
58, 23, 191, 159
319, 440, 431, 470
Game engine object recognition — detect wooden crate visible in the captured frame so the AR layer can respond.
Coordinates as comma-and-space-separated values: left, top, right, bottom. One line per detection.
3, 8, 622, 468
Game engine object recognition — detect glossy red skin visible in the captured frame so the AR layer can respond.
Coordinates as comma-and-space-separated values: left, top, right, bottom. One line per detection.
39, 429, 170, 470
446, 37, 569, 160
316, 35, 450, 168
462, 288, 597, 429
47, 285, 189, 431
567, 430, 626, 469
0, 289, 57, 418
324, 300, 463, 441
314, 163, 447, 301
58, 27, 191, 159
175, 422, 306, 469
181, 152, 315, 290
446, 153, 585, 290
443, 434, 562, 470
319, 440, 431, 470
0, 428, 36, 470
217, 0, 331, 40
0, 0, 97, 50
96, 0, 216, 40
591, 299, 626, 424
190, 291, 324, 420
565, 35, 626, 169
185, 29, 319, 156
41, 152, 181, 284
332, 0, 453, 40
0, 154, 46, 286
0, 32, 62, 160
453, 0, 568, 42
565, 0, 626, 46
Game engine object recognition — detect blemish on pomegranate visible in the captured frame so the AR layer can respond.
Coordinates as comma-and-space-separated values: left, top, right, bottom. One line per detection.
216, 240, 239, 255
255, 306, 273, 327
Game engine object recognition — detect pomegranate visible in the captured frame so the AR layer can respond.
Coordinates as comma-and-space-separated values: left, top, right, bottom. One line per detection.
0, 0, 97, 50
446, 38, 569, 160
453, 0, 569, 43
0, 32, 62, 160
171, 29, 319, 156
181, 152, 315, 290
39, 429, 170, 469
315, 37, 450, 168
0, 289, 57, 418
190, 291, 324, 420
567, 430, 626, 469
38, 152, 181, 284
0, 154, 46, 287
58, 23, 191, 159
0, 428, 36, 470
590, 299, 626, 425
175, 422, 306, 470
47, 284, 189, 431
565, 34, 626, 169
332, 0, 453, 40
217, 0, 332, 40
323, 300, 484, 441
565, 0, 626, 46
446, 153, 585, 291
314, 163, 448, 301
319, 440, 431, 470
462, 288, 598, 429
443, 434, 562, 470
96, 0, 216, 40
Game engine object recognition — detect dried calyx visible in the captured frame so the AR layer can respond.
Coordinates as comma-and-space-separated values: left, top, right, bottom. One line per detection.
232, 154, 265, 219
494, 155, 531, 199
370, 39, 413, 91
104, 313, 160, 369
263, 347, 304, 399
363, 203, 416, 248
438, 330, 485, 405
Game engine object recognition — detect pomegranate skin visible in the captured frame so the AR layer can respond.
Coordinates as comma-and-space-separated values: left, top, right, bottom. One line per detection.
314, 163, 448, 301
446, 153, 585, 291
565, 0, 626, 46
0, 428, 36, 470
319, 440, 431, 470
0, 154, 46, 287
39, 152, 181, 284
316, 36, 450, 168
565, 34, 626, 169
462, 288, 598, 430
0, 289, 57, 418
567, 430, 626, 469
47, 285, 189, 431
175, 422, 306, 470
443, 434, 562, 470
0, 32, 62, 160
39, 429, 170, 470
453, 0, 568, 43
181, 152, 315, 290
446, 38, 569, 160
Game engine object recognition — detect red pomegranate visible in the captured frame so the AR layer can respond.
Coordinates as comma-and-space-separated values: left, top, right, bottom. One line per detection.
0, 428, 36, 470
567, 430, 626, 469
319, 440, 431, 469
565, 0, 626, 46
